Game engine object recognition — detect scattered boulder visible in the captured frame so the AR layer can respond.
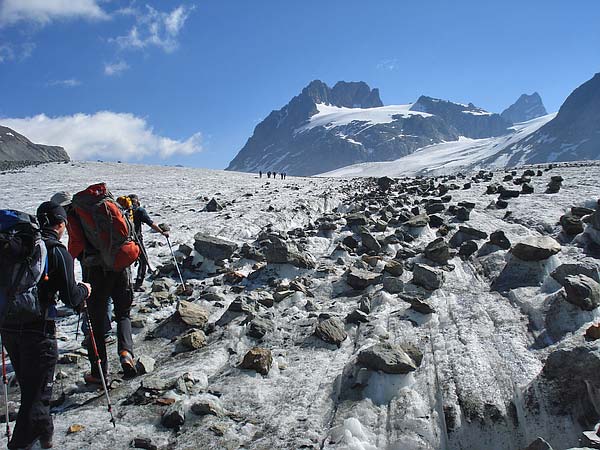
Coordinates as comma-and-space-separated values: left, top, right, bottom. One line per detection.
315, 317, 347, 347
204, 198, 224, 212
383, 276, 404, 294
412, 263, 444, 290
563, 275, 600, 311
489, 230, 511, 250
176, 330, 207, 352
384, 260, 403, 276
404, 213, 429, 228
524, 437, 553, 450
263, 236, 316, 269
248, 317, 274, 339
193, 233, 237, 261
400, 293, 435, 314
560, 213, 584, 235
585, 324, 600, 340
377, 176, 394, 191
191, 396, 225, 417
346, 309, 369, 324
161, 401, 186, 430
551, 261, 600, 285
546, 175, 563, 194
177, 301, 209, 329
424, 238, 452, 264
459, 240, 478, 258
239, 347, 273, 375
136, 356, 156, 375
361, 231, 382, 253
449, 226, 487, 248
455, 206, 470, 222
511, 236, 561, 261
346, 267, 383, 290
357, 342, 419, 374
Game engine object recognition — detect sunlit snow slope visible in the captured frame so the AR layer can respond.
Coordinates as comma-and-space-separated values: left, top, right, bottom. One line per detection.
320, 114, 556, 178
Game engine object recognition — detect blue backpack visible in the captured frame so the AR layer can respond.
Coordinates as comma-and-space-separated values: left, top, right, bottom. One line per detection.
0, 210, 48, 325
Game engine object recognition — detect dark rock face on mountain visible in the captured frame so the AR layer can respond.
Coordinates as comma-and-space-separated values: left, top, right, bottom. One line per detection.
227, 81, 510, 176
501, 92, 548, 124
498, 73, 600, 166
0, 125, 69, 164
410, 96, 511, 138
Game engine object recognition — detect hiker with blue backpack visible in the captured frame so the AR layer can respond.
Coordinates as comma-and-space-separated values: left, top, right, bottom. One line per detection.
0, 202, 91, 450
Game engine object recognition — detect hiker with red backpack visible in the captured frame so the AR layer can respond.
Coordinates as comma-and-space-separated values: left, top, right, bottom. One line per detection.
68, 183, 141, 382
0, 202, 91, 449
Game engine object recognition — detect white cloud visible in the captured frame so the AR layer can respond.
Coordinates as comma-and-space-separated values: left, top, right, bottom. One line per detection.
104, 60, 129, 76
0, 0, 109, 26
377, 58, 400, 71
46, 78, 81, 87
1, 111, 203, 161
0, 42, 35, 63
112, 5, 194, 53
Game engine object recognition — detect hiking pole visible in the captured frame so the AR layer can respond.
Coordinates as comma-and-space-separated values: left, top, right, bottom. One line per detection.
165, 236, 187, 292
0, 336, 11, 441
75, 313, 81, 342
82, 299, 116, 428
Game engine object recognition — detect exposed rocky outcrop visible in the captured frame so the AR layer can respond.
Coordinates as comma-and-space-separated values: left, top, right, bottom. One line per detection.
501, 92, 548, 124
0, 125, 69, 164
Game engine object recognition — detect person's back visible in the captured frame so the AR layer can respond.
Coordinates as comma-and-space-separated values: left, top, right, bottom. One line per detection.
68, 184, 140, 382
0, 202, 89, 449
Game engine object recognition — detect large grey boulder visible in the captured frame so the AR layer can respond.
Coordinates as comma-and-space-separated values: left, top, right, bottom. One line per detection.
551, 261, 600, 285
346, 267, 383, 290
262, 236, 316, 269
314, 318, 347, 347
523, 437, 553, 450
193, 233, 237, 261
412, 263, 444, 290
511, 236, 561, 261
357, 342, 419, 374
424, 238, 453, 264
563, 275, 600, 311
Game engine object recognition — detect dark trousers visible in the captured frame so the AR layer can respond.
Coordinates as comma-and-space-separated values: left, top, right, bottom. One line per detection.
86, 268, 133, 377
1, 323, 57, 448
135, 236, 147, 285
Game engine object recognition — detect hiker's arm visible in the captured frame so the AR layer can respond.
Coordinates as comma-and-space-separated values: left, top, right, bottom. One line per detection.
53, 246, 90, 310
140, 208, 169, 236
150, 223, 169, 237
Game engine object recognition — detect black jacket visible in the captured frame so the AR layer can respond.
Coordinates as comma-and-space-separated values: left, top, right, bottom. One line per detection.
38, 229, 87, 319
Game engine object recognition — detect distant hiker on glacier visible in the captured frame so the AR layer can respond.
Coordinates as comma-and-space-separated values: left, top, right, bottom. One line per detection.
1, 202, 90, 449
259, 170, 262, 178
68, 183, 140, 382
267, 171, 271, 179
129, 194, 169, 292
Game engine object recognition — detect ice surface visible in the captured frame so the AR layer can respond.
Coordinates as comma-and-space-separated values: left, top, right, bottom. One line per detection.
0, 161, 598, 449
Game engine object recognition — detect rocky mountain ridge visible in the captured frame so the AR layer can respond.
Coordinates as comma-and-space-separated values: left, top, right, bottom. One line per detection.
0, 125, 70, 167
497, 73, 600, 166
227, 81, 514, 176
501, 92, 548, 124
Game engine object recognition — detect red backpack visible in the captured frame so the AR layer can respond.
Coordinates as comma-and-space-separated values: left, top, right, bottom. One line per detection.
72, 183, 140, 271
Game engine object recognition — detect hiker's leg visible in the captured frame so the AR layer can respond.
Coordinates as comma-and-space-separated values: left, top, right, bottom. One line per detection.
112, 268, 134, 355
87, 269, 110, 376
3, 330, 56, 448
31, 328, 57, 444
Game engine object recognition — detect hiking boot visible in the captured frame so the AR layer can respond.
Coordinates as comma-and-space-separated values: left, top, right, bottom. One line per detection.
120, 350, 137, 377
84, 372, 107, 386
134, 281, 145, 292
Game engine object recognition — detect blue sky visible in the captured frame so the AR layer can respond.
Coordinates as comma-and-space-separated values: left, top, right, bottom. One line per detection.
1, 0, 599, 169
